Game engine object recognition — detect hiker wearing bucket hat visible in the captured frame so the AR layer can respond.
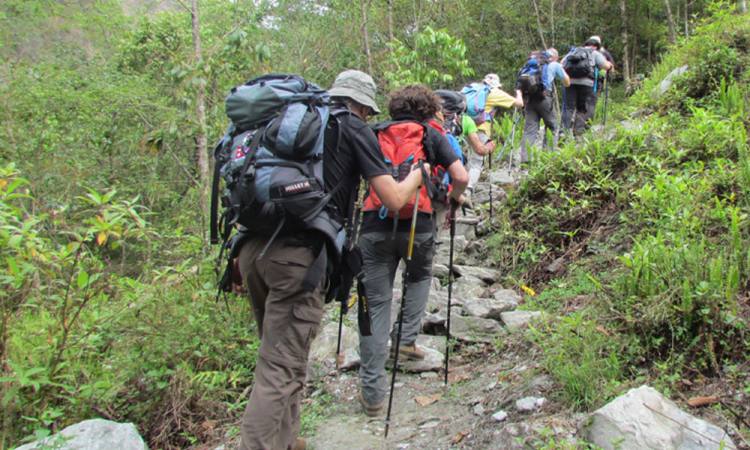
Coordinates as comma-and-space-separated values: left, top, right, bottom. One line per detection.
238, 69, 427, 450
329, 69, 382, 115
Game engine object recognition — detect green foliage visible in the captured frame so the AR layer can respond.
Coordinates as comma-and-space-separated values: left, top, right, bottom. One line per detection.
0, 163, 258, 447
530, 314, 622, 410
489, 11, 750, 415
383, 27, 474, 89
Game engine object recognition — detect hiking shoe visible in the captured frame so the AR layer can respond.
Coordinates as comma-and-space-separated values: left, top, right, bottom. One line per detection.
391, 343, 426, 361
291, 437, 306, 450
358, 392, 384, 417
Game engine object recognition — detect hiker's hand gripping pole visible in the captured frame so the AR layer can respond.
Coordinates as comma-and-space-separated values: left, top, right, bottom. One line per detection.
384, 168, 422, 439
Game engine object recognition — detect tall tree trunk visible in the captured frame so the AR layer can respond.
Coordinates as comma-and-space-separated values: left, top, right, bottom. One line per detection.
664, 0, 677, 44
739, 0, 748, 13
620, 0, 631, 87
530, 0, 547, 48
387, 0, 394, 41
360, 0, 373, 75
684, 0, 690, 36
550, 0, 556, 46
191, 0, 209, 240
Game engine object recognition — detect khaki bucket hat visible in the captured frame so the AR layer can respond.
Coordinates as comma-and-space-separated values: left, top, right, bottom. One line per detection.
328, 69, 381, 114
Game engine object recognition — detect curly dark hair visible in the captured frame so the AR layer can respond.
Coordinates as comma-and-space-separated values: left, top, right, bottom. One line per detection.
387, 84, 441, 122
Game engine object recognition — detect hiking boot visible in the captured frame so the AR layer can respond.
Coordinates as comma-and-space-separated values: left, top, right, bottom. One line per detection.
358, 392, 384, 417
391, 343, 426, 361
291, 437, 306, 450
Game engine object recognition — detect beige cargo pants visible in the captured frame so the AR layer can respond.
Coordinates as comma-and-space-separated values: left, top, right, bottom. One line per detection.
237, 234, 326, 450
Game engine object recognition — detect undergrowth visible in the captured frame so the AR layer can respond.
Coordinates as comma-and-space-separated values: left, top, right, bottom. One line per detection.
488, 10, 750, 415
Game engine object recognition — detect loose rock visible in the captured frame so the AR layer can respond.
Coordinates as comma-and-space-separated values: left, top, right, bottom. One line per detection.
453, 265, 500, 284
491, 410, 509, 422
500, 310, 542, 331
516, 396, 546, 412
450, 314, 504, 343
308, 321, 360, 379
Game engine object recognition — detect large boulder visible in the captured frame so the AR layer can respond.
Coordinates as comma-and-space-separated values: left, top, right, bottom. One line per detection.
583, 385, 736, 450
16, 419, 146, 450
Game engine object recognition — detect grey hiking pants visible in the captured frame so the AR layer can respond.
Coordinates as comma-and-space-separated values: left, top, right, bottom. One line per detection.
358, 230, 435, 405
467, 131, 491, 191
237, 234, 327, 450
562, 84, 597, 136
520, 95, 557, 162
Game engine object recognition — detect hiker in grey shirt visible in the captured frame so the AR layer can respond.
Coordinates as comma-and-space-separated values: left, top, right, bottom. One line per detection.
561, 36, 613, 135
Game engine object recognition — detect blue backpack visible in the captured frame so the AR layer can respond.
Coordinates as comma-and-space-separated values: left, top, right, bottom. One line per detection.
460, 82, 491, 124
517, 51, 550, 96
210, 74, 345, 257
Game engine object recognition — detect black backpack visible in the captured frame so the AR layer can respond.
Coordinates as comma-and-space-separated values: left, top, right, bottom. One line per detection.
210, 74, 348, 260
517, 51, 550, 96
563, 47, 596, 79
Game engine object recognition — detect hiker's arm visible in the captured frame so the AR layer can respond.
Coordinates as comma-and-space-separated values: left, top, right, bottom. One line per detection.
467, 131, 492, 156
369, 167, 426, 210
446, 160, 468, 200
559, 65, 571, 87
513, 89, 524, 108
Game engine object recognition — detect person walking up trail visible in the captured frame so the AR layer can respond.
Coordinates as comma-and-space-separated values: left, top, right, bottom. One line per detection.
357, 85, 467, 418
517, 48, 570, 162
235, 70, 426, 450
561, 36, 613, 136
462, 74, 522, 203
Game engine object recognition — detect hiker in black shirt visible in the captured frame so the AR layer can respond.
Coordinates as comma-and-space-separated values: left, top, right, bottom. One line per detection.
237, 70, 426, 450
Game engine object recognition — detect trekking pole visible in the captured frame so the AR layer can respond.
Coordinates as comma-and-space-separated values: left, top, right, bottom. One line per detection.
602, 73, 610, 128
488, 155, 493, 222
384, 181, 421, 439
335, 301, 345, 369
443, 202, 457, 385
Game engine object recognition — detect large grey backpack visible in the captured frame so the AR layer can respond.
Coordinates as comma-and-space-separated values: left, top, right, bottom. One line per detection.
210, 74, 345, 257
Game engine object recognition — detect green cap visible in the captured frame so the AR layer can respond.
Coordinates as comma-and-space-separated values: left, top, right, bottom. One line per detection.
328, 69, 381, 114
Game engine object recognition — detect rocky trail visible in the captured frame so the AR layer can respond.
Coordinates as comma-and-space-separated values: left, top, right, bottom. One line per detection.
302, 161, 742, 450
303, 168, 576, 450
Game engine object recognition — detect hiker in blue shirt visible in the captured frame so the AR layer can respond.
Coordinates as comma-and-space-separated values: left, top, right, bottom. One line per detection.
517, 48, 570, 163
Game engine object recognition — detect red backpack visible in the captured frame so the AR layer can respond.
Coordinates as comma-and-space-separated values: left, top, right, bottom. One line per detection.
364, 121, 436, 219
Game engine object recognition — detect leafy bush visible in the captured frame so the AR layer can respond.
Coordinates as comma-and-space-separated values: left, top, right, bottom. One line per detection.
0, 163, 258, 448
